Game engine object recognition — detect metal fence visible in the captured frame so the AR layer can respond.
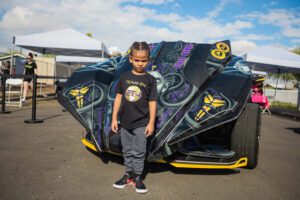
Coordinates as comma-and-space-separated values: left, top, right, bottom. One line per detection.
265, 88, 299, 104
0, 74, 68, 123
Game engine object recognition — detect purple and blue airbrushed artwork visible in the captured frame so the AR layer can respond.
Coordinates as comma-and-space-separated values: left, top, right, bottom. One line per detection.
57, 40, 259, 169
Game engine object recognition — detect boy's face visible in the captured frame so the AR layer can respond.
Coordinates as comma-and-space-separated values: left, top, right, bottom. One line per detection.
129, 50, 149, 73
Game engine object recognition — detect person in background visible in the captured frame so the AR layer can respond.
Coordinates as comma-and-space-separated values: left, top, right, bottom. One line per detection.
3, 61, 11, 75
0, 61, 11, 87
21, 52, 37, 103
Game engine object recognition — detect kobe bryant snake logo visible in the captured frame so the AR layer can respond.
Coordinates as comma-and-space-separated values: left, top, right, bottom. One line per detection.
125, 86, 142, 102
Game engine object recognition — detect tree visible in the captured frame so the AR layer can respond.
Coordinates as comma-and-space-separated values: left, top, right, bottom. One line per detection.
292, 47, 300, 55
3, 50, 20, 56
86, 32, 93, 38
268, 73, 297, 82
291, 48, 300, 81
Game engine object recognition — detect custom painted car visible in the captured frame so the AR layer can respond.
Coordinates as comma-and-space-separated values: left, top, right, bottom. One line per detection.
57, 40, 261, 169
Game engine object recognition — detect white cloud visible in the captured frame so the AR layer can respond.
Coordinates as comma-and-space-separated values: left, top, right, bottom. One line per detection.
242, 9, 300, 38
0, 0, 258, 53
262, 1, 278, 8
231, 40, 257, 54
207, 0, 240, 19
282, 27, 300, 38
140, 0, 173, 5
0, 6, 68, 35
0, 46, 9, 53
291, 39, 300, 44
120, 0, 173, 5
8, 0, 298, 61
234, 33, 275, 41
150, 14, 252, 40
270, 1, 278, 6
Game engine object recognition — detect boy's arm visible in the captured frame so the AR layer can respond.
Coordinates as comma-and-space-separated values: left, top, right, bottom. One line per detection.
111, 93, 122, 132
145, 100, 157, 137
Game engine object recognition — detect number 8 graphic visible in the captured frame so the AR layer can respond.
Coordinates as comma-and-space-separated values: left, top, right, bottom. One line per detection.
211, 42, 230, 59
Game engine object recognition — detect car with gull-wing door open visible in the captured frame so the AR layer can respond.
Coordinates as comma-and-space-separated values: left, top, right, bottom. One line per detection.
57, 40, 261, 170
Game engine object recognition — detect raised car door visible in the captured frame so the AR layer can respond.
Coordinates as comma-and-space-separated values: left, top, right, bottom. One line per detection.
147, 41, 232, 162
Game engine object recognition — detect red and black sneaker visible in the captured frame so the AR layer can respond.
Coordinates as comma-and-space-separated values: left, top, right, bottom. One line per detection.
133, 174, 147, 194
113, 172, 134, 189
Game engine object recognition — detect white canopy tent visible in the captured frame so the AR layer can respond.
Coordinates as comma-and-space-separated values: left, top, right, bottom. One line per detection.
243, 46, 300, 109
9, 28, 110, 96
243, 46, 300, 73
55, 55, 108, 76
10, 28, 109, 81
251, 70, 267, 76
14, 29, 109, 57
55, 55, 107, 63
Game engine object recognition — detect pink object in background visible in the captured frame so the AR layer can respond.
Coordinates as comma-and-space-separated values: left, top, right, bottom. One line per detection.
251, 94, 271, 114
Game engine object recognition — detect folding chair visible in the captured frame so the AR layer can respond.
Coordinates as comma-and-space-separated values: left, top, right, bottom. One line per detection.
5, 78, 23, 107
251, 75, 271, 115
251, 94, 271, 115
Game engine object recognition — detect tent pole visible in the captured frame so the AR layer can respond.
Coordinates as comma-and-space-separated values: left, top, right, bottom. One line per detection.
273, 68, 280, 102
40, 49, 45, 96
101, 43, 104, 58
40, 48, 47, 96
10, 36, 15, 74
297, 84, 300, 111
68, 62, 71, 76
54, 56, 56, 85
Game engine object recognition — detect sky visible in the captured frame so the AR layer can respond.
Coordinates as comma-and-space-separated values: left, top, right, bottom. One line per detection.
0, 0, 299, 54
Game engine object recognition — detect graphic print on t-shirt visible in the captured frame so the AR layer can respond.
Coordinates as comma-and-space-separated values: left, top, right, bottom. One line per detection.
125, 85, 142, 102
24, 62, 37, 75
25, 64, 33, 69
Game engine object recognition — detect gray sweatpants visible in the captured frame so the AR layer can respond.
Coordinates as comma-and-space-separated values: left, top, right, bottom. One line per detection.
120, 127, 146, 175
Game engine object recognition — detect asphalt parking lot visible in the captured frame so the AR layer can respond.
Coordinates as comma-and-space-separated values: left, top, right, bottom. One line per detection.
0, 100, 300, 200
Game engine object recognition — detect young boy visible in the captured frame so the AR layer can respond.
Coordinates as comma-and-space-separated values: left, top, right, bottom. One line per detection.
111, 41, 157, 194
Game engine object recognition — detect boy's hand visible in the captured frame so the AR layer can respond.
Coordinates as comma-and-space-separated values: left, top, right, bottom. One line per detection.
111, 119, 118, 133
145, 123, 155, 137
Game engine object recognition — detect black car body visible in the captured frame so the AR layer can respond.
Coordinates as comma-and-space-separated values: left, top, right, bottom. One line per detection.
57, 40, 261, 169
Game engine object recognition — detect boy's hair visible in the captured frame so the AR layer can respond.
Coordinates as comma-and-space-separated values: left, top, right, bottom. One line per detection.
129, 41, 150, 57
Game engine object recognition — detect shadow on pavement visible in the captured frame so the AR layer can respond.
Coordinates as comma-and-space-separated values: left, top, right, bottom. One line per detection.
7, 107, 32, 113
40, 114, 64, 121
286, 127, 300, 134
85, 147, 240, 179
143, 162, 240, 179
85, 148, 124, 165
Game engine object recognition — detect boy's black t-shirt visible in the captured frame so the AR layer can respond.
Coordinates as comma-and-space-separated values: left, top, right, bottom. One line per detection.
117, 71, 158, 129
24, 62, 37, 75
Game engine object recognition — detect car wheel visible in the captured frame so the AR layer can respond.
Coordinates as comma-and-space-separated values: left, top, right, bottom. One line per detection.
231, 103, 261, 169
